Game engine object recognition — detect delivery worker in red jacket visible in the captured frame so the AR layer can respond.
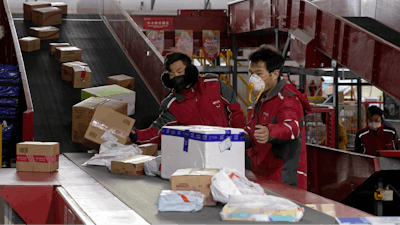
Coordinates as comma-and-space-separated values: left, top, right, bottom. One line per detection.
244, 45, 311, 190
129, 52, 246, 146
355, 106, 398, 156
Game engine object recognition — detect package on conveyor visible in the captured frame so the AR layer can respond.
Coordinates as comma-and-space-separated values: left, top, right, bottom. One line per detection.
71, 65, 91, 89
111, 155, 155, 175
29, 26, 59, 40
51, 2, 68, 14
82, 105, 135, 150
138, 143, 158, 156
23, 1, 51, 21
61, 61, 87, 81
156, 190, 205, 212
55, 46, 82, 63
144, 155, 161, 176
106, 74, 135, 91
171, 168, 219, 206
72, 97, 127, 143
32, 7, 62, 26
19, 37, 40, 52
160, 125, 245, 180
81, 84, 136, 116
16, 141, 59, 172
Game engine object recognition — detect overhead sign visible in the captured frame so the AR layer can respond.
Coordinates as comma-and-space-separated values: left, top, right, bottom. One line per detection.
143, 17, 173, 30
202, 30, 220, 60
175, 30, 193, 58
146, 30, 165, 54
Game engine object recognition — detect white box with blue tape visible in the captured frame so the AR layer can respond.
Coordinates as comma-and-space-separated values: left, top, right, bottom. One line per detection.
161, 125, 245, 180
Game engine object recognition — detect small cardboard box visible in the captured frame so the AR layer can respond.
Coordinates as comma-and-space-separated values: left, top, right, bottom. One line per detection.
111, 155, 155, 175
72, 97, 127, 143
29, 26, 60, 40
49, 43, 70, 55
55, 46, 82, 63
72, 65, 92, 88
51, 2, 68, 14
61, 61, 87, 81
83, 105, 135, 149
23, 1, 51, 21
81, 84, 136, 115
16, 141, 59, 172
32, 7, 62, 26
106, 75, 135, 91
138, 143, 158, 156
19, 37, 40, 52
171, 168, 219, 205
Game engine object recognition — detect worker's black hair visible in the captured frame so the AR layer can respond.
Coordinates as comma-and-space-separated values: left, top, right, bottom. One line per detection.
367, 105, 383, 120
248, 44, 284, 73
164, 52, 192, 72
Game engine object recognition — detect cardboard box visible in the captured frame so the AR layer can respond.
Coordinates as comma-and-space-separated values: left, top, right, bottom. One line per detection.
51, 2, 68, 14
106, 75, 135, 91
138, 143, 158, 156
81, 84, 136, 115
171, 168, 219, 205
32, 7, 62, 26
83, 105, 135, 149
72, 97, 127, 143
111, 155, 155, 175
29, 26, 59, 40
23, 1, 51, 21
16, 142, 59, 172
72, 65, 92, 88
61, 61, 87, 81
19, 37, 40, 52
161, 125, 245, 179
55, 46, 82, 63
49, 43, 70, 55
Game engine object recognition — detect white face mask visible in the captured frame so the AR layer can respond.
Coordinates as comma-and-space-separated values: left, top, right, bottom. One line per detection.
368, 122, 381, 130
249, 74, 266, 94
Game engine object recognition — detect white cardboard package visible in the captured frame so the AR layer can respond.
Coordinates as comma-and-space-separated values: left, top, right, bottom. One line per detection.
161, 125, 245, 179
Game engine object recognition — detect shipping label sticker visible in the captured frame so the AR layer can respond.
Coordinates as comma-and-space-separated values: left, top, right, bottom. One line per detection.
219, 137, 232, 153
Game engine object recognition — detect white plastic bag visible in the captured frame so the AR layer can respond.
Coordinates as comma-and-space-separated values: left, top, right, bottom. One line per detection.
210, 167, 265, 204
220, 195, 304, 222
144, 155, 161, 176
155, 190, 205, 212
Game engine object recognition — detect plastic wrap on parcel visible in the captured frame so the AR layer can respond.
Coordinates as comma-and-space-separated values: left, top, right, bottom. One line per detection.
210, 168, 265, 204
155, 190, 205, 212
220, 195, 305, 222
144, 155, 161, 176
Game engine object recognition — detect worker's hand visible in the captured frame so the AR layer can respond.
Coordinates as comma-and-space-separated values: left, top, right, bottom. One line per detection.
254, 125, 269, 144
131, 129, 136, 135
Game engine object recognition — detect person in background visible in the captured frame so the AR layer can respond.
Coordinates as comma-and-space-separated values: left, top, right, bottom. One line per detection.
355, 106, 399, 156
244, 44, 311, 190
129, 52, 246, 146
319, 113, 348, 150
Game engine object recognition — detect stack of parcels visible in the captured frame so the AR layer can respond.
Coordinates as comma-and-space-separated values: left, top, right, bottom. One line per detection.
32, 7, 62, 26
160, 125, 245, 179
23, 1, 51, 21
16, 142, 60, 172
111, 155, 155, 175
19, 37, 40, 52
55, 46, 82, 63
29, 26, 59, 40
72, 97, 127, 144
106, 75, 135, 91
81, 84, 136, 116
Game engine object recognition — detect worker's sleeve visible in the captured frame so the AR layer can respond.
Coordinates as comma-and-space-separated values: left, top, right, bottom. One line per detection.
393, 130, 399, 150
267, 97, 302, 144
219, 80, 246, 128
354, 132, 364, 153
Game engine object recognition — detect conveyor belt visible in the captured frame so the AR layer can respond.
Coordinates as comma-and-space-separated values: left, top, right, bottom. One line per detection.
64, 152, 337, 224
13, 14, 160, 152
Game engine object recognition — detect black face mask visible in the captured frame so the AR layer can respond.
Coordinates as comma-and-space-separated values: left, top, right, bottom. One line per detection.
172, 75, 190, 90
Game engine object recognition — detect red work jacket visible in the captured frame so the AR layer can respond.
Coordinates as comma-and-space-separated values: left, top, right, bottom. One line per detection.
355, 124, 399, 156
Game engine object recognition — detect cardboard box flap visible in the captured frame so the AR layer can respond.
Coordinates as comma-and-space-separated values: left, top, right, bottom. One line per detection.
34, 7, 61, 13
172, 168, 220, 176
51, 2, 67, 6
51, 42, 69, 46
25, 1, 52, 7
83, 84, 133, 97
20, 37, 39, 41
108, 75, 133, 81
117, 155, 155, 164
57, 46, 81, 51
73, 65, 91, 73
31, 26, 59, 32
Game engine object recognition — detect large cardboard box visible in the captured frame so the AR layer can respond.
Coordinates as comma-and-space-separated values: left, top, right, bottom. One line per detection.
51, 2, 68, 14
72, 97, 127, 143
55, 46, 82, 63
49, 43, 70, 55
171, 168, 219, 205
111, 155, 155, 175
161, 125, 245, 179
106, 75, 135, 91
29, 26, 59, 40
19, 37, 40, 52
61, 61, 87, 81
83, 105, 135, 149
16, 142, 59, 172
32, 7, 62, 26
81, 84, 136, 115
138, 143, 158, 156
72, 65, 92, 88
23, 1, 51, 21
